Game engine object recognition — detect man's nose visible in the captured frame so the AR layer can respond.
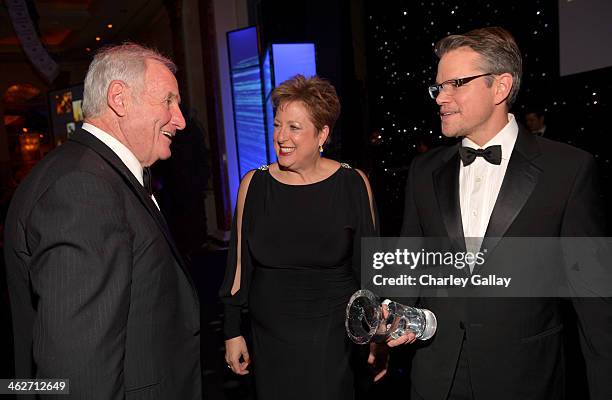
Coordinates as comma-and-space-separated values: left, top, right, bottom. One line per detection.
435, 89, 451, 106
173, 107, 186, 130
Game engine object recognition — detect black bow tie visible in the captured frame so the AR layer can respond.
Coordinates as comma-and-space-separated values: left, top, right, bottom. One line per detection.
143, 167, 153, 196
458, 145, 502, 166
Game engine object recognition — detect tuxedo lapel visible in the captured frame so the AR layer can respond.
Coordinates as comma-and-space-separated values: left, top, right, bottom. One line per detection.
479, 130, 542, 260
69, 130, 195, 286
433, 146, 466, 253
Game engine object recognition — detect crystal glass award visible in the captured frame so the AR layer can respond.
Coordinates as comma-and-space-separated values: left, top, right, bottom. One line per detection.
345, 289, 437, 344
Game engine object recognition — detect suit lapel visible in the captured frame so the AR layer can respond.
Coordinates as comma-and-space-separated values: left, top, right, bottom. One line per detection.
69, 129, 196, 287
478, 129, 542, 265
433, 146, 466, 253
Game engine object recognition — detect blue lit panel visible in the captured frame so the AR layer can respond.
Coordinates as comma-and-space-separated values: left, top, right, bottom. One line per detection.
262, 43, 317, 163
227, 27, 268, 177
262, 48, 273, 98
271, 43, 317, 84
262, 48, 276, 162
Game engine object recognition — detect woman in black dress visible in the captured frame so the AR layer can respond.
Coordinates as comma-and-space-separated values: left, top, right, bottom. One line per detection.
220, 75, 384, 399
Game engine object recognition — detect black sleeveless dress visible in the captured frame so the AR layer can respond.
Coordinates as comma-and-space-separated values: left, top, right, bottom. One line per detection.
220, 164, 376, 400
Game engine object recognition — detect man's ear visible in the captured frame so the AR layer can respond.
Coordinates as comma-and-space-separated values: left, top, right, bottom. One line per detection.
107, 80, 128, 117
494, 73, 513, 105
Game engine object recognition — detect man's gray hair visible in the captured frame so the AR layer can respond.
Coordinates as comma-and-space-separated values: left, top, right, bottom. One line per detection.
435, 27, 522, 108
82, 42, 177, 118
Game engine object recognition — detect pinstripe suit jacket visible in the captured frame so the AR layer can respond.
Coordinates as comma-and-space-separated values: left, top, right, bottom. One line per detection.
4, 129, 202, 399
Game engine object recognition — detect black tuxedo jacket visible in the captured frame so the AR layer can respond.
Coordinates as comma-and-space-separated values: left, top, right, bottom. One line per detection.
4, 129, 202, 399
401, 128, 612, 400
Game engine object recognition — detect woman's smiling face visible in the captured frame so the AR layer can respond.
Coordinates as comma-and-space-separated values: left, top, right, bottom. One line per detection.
273, 101, 327, 170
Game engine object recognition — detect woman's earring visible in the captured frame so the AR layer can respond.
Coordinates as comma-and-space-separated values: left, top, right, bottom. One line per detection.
319, 145, 323, 153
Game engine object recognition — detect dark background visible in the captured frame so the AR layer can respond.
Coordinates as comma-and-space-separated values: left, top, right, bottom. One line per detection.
362, 0, 611, 235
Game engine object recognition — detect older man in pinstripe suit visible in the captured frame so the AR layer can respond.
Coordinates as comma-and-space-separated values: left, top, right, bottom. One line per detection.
4, 43, 202, 399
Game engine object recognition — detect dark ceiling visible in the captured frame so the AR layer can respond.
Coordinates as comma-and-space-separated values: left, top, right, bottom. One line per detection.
0, 0, 165, 62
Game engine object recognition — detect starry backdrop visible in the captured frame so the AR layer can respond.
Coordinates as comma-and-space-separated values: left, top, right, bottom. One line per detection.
364, 0, 612, 235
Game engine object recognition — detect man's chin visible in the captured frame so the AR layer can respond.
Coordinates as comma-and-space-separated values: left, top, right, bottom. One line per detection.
441, 129, 459, 138
159, 150, 172, 161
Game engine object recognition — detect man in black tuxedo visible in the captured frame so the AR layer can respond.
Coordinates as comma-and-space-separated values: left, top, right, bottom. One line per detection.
391, 27, 612, 399
524, 108, 548, 137
4, 44, 201, 399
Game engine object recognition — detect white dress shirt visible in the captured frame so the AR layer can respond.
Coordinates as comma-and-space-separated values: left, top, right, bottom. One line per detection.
459, 114, 518, 252
82, 123, 160, 210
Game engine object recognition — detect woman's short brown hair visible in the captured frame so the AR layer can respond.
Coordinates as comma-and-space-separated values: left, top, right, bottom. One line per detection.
271, 74, 341, 136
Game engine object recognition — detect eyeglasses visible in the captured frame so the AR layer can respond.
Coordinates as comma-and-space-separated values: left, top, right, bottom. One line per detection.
428, 73, 493, 99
